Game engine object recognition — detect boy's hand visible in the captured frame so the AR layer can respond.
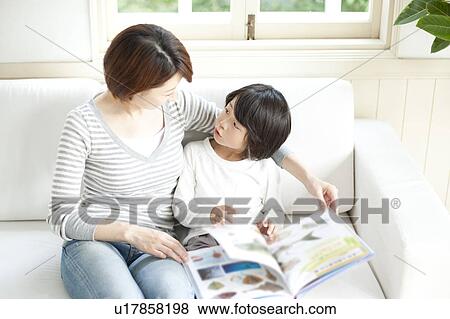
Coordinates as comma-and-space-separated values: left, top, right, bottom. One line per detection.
210, 205, 236, 225
257, 219, 277, 243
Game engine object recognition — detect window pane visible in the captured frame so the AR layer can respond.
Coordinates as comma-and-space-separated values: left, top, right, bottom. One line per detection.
341, 0, 369, 12
118, 0, 178, 13
192, 0, 230, 12
260, 0, 325, 12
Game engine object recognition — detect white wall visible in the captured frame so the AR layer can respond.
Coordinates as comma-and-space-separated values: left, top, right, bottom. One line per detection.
353, 78, 450, 213
395, 0, 450, 58
395, 19, 450, 59
0, 0, 91, 63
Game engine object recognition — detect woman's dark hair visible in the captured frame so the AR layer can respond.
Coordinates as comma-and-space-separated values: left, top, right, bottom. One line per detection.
226, 84, 291, 160
103, 24, 193, 100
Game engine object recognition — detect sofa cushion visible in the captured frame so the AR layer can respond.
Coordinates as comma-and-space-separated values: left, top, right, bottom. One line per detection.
0, 78, 353, 221
353, 120, 450, 298
0, 220, 384, 298
0, 221, 68, 298
0, 78, 102, 221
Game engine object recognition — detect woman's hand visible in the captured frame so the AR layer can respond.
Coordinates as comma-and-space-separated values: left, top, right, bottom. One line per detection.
210, 205, 236, 225
125, 225, 188, 263
257, 219, 277, 243
304, 176, 339, 212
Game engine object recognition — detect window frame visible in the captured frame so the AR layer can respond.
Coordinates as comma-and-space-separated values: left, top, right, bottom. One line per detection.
252, 0, 382, 39
108, 0, 246, 41
92, 0, 394, 54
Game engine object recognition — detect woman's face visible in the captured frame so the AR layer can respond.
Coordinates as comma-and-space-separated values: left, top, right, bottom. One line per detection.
213, 97, 248, 153
131, 73, 182, 109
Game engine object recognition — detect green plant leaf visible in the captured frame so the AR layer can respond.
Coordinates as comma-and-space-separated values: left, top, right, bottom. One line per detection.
426, 0, 450, 16
416, 14, 450, 40
394, 0, 436, 25
431, 37, 450, 52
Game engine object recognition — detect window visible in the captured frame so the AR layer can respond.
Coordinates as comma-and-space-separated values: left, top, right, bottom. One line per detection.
256, 0, 381, 39
103, 0, 384, 42
108, 0, 246, 40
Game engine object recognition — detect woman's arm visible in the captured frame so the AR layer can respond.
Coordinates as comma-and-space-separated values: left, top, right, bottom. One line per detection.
93, 221, 130, 242
47, 109, 96, 241
281, 153, 339, 210
175, 90, 221, 133
47, 109, 144, 244
94, 222, 188, 263
279, 152, 312, 183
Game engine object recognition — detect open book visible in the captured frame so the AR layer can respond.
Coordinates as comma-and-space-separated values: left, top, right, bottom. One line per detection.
183, 209, 374, 299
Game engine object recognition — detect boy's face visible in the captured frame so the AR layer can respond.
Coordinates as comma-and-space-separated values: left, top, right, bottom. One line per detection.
213, 97, 248, 153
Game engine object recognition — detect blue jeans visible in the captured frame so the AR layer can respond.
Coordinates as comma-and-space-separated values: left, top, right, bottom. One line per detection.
61, 240, 195, 299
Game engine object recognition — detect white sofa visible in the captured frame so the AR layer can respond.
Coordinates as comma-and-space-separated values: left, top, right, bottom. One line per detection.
0, 78, 449, 299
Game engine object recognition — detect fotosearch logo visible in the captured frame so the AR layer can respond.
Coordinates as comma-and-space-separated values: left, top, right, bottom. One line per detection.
49, 196, 398, 227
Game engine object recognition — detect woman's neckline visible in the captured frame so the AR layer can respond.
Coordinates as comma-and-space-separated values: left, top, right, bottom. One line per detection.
89, 91, 171, 162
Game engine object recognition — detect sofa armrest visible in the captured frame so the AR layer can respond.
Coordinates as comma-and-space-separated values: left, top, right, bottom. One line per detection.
353, 119, 450, 298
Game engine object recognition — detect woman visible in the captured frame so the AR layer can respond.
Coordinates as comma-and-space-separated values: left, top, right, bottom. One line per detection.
47, 24, 338, 299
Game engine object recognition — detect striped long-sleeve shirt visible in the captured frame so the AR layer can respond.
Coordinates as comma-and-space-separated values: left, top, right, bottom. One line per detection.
47, 90, 290, 241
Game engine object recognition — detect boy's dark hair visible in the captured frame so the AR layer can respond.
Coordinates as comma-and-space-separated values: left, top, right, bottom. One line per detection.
104, 24, 193, 101
226, 84, 291, 160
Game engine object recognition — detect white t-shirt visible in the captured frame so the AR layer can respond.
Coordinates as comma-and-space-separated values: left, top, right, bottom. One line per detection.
173, 137, 285, 245
121, 127, 165, 158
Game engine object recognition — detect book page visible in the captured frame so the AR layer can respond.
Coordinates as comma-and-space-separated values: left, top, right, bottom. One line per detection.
268, 210, 374, 296
206, 224, 284, 276
184, 246, 291, 299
